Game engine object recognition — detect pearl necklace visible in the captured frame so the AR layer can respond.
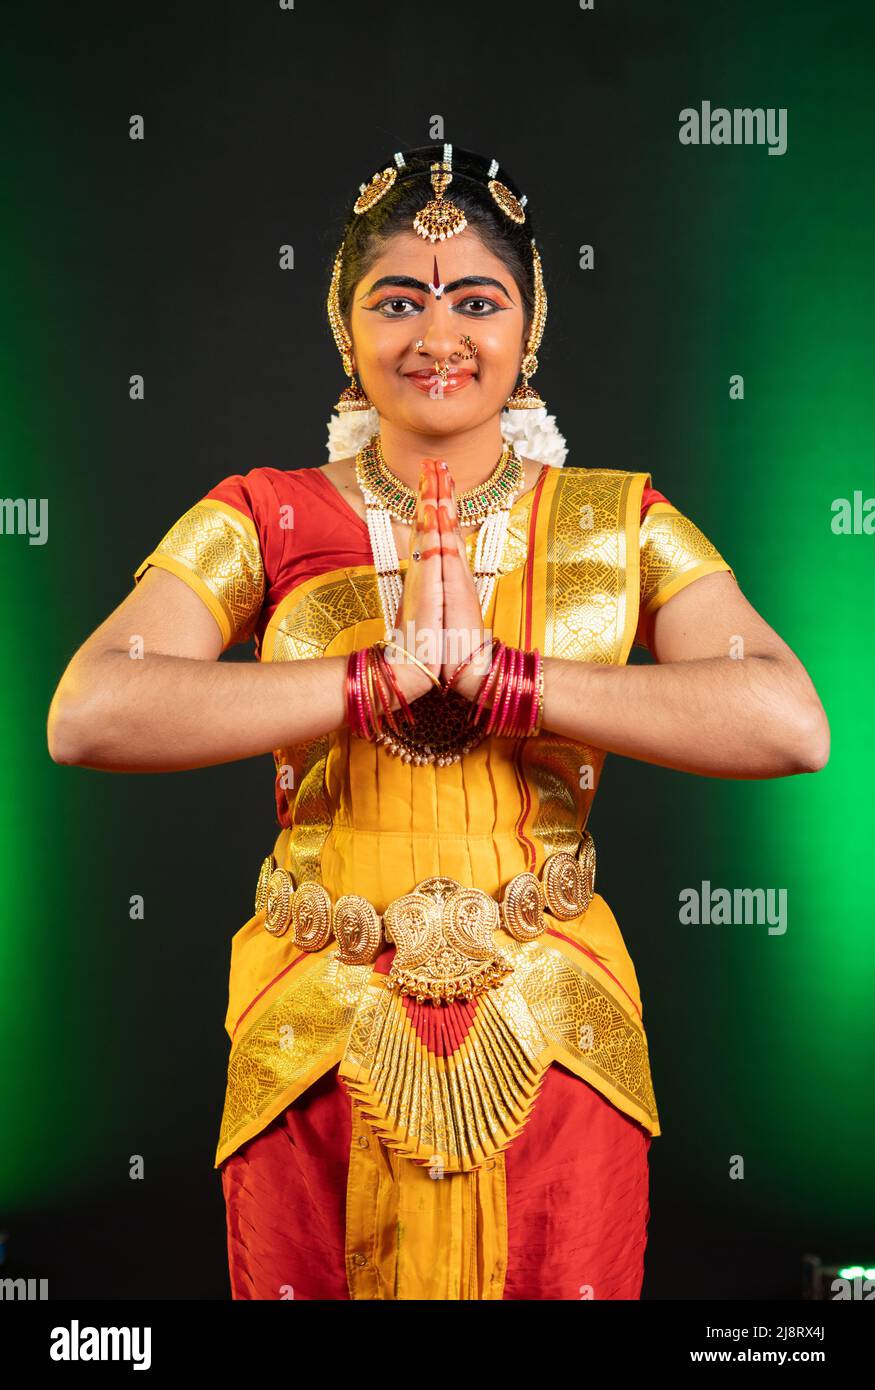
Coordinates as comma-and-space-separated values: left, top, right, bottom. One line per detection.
355, 435, 520, 641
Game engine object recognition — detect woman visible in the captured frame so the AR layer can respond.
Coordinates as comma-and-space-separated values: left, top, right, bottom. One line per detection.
47, 143, 829, 1301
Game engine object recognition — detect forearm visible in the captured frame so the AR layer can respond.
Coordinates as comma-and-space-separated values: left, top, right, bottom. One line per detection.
539, 653, 826, 778
48, 650, 353, 773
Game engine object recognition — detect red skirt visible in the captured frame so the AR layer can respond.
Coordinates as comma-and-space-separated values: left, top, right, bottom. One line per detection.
220, 1060, 652, 1300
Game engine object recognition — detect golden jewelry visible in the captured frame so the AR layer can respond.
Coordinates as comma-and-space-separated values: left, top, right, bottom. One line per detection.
457, 334, 479, 359
488, 178, 527, 224
356, 433, 522, 527
541, 832, 596, 919
290, 881, 334, 952
254, 854, 276, 915
413, 147, 468, 243
333, 895, 384, 966
255, 836, 597, 994
327, 244, 373, 413
384, 877, 513, 1003
353, 166, 397, 215
265, 866, 294, 936
505, 240, 548, 410
376, 638, 442, 689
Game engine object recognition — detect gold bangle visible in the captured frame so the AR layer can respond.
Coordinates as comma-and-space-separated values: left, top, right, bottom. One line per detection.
376, 638, 442, 689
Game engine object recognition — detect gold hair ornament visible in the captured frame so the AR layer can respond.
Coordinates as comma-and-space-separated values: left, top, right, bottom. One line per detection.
488, 179, 527, 224
353, 166, 398, 215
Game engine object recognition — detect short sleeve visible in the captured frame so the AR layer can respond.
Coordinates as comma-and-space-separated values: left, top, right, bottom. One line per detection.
132, 472, 269, 651
635, 498, 736, 649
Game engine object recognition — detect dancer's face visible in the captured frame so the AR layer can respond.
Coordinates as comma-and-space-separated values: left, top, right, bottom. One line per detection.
348, 229, 527, 434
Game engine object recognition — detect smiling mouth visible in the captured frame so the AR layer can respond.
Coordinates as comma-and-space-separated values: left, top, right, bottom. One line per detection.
405, 367, 477, 380
404, 368, 477, 394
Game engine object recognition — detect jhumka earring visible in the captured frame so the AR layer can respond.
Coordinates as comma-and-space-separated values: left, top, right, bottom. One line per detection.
412, 143, 468, 243
326, 244, 372, 413
505, 239, 548, 410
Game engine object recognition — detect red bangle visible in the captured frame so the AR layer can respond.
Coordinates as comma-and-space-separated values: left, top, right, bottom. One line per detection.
375, 645, 415, 727
470, 641, 507, 728
443, 639, 493, 694
488, 643, 518, 735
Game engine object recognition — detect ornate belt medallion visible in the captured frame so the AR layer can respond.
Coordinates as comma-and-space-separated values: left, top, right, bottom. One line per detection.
253, 833, 597, 1003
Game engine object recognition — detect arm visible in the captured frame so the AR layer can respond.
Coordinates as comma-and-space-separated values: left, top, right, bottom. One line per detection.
46, 567, 425, 773
534, 572, 830, 778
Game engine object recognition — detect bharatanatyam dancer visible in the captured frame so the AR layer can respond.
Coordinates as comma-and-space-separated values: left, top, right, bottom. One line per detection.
48, 143, 829, 1300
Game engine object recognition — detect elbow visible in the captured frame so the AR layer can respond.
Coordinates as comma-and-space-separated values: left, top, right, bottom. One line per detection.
47, 692, 91, 766
787, 704, 830, 774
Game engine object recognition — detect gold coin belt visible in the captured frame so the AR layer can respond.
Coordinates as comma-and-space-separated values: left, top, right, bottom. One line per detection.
253, 832, 596, 1004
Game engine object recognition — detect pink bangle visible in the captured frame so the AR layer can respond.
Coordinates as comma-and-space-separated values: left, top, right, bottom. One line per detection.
489, 644, 519, 735
470, 641, 506, 728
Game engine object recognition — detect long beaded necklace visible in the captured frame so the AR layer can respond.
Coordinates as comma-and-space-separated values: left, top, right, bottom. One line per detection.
355, 432, 522, 643
354, 432, 523, 766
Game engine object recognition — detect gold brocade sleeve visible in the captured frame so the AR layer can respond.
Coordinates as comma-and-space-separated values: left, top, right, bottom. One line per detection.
132, 498, 266, 650
635, 502, 735, 648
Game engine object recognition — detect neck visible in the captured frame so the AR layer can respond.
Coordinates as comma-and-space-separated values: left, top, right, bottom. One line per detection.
377, 415, 508, 491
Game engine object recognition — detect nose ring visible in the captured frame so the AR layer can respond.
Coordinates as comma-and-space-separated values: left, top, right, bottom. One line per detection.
457, 335, 479, 359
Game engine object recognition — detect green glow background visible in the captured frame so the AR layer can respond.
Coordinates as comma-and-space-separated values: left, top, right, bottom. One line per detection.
1, 2, 872, 1297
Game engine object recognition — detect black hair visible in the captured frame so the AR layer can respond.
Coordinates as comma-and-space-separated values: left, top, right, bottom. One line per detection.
333, 144, 537, 343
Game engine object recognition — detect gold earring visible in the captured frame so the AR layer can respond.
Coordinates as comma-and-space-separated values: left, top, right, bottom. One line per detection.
505, 240, 547, 410
327, 245, 373, 413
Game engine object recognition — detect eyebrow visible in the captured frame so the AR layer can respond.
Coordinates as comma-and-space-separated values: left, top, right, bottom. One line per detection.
361, 274, 514, 300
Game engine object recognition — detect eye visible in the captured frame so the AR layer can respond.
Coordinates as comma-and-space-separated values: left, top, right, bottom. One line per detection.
375, 296, 422, 318
455, 296, 502, 316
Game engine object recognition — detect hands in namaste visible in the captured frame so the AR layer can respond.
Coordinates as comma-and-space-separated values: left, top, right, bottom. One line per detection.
393, 457, 493, 706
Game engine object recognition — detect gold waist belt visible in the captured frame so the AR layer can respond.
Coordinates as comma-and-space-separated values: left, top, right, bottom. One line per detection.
253, 833, 596, 1004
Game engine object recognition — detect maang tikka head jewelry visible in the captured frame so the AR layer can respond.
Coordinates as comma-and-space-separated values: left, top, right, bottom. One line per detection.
412, 143, 468, 243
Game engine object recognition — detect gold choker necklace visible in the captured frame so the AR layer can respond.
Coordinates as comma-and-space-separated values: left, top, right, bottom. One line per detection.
355, 433, 523, 527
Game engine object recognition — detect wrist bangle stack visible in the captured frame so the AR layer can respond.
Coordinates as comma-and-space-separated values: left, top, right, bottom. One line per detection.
346, 641, 441, 741
467, 641, 542, 737
347, 640, 544, 745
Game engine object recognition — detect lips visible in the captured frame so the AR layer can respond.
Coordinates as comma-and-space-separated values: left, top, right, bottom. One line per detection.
405, 368, 477, 380
404, 367, 477, 394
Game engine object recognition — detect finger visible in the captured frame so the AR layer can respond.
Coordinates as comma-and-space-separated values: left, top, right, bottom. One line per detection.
435, 459, 455, 536
437, 468, 473, 581
415, 459, 451, 562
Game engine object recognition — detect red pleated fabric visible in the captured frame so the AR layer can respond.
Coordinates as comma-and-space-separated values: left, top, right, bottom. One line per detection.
502, 1063, 652, 1300
221, 1065, 353, 1301
220, 1061, 651, 1301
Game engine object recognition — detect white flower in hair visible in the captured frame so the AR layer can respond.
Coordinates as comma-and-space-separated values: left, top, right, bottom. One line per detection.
326, 404, 568, 466
497, 406, 568, 467
326, 407, 380, 462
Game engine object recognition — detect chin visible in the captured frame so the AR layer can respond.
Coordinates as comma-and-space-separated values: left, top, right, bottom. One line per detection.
386, 391, 498, 436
